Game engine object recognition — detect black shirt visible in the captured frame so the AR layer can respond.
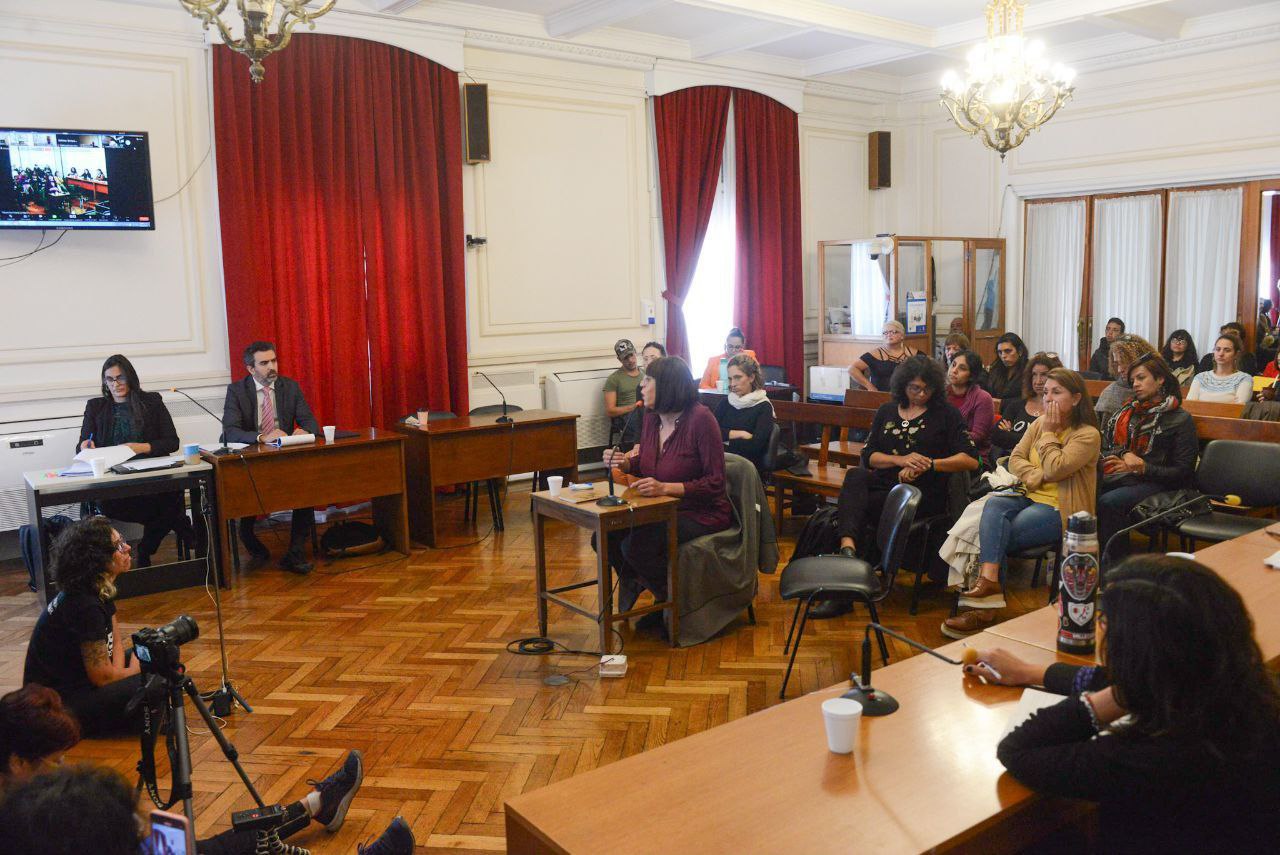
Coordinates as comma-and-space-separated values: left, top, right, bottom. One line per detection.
989, 398, 1036, 458
712, 398, 774, 469
1000, 664, 1280, 854
861, 401, 978, 494
23, 590, 116, 695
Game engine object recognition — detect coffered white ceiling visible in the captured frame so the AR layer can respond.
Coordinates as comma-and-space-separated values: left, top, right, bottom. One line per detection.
364, 0, 1280, 87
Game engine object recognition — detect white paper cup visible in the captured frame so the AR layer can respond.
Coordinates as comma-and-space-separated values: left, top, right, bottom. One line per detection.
323, 425, 336, 443
90, 457, 108, 478
547, 475, 564, 497
821, 697, 863, 755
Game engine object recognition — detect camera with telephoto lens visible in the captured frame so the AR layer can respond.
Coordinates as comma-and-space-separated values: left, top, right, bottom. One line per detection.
132, 615, 199, 675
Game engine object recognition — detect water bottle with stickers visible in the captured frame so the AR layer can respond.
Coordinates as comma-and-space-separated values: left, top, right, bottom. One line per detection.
1058, 511, 1099, 656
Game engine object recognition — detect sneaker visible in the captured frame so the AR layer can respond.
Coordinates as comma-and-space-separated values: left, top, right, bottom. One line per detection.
957, 576, 1006, 610
311, 749, 364, 832
358, 817, 415, 855
940, 609, 998, 640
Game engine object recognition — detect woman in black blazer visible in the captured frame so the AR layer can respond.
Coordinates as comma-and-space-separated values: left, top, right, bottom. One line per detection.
77, 355, 189, 566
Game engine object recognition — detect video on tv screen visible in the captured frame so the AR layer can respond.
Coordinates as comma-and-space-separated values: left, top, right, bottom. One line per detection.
0, 127, 155, 230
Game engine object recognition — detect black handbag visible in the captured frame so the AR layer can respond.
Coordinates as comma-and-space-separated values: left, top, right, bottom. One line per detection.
1129, 488, 1212, 534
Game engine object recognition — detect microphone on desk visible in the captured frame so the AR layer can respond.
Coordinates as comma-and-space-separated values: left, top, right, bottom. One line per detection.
474, 371, 513, 423
843, 622, 962, 716
1099, 492, 1240, 571
169, 388, 234, 456
599, 403, 641, 507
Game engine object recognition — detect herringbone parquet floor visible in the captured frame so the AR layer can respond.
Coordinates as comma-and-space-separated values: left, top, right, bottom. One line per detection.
0, 487, 1049, 853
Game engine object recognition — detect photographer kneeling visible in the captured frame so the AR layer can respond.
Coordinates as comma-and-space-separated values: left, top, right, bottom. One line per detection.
23, 516, 143, 736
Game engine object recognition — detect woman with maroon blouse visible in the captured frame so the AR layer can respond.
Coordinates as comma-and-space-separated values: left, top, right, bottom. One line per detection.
602, 357, 732, 627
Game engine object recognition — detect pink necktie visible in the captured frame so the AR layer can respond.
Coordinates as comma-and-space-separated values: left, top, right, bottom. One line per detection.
260, 386, 277, 436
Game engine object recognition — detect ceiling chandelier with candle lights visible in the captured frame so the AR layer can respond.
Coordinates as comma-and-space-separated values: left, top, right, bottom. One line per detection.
940, 0, 1075, 158
179, 0, 337, 83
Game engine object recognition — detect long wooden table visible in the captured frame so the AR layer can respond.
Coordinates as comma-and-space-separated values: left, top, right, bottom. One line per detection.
396, 410, 578, 547
206, 430, 410, 567
505, 530, 1280, 853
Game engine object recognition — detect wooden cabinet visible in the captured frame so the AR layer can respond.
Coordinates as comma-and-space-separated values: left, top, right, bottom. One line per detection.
818, 235, 1007, 368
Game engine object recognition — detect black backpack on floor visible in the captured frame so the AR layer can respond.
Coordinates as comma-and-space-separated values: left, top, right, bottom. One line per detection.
790, 505, 841, 561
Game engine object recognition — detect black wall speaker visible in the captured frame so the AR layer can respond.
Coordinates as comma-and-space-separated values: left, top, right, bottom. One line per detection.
463, 83, 490, 164
869, 131, 890, 190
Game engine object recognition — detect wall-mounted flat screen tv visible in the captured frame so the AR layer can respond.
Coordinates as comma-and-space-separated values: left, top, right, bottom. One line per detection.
0, 127, 155, 230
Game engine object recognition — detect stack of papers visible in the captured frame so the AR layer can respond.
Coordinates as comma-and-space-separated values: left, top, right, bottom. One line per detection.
59, 446, 135, 477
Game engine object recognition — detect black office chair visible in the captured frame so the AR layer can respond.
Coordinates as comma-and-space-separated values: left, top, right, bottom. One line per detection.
1173, 440, 1280, 548
777, 483, 921, 698
904, 470, 971, 615
759, 422, 782, 473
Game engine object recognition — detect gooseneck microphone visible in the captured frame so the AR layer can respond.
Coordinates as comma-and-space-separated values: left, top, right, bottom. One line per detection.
598, 403, 641, 507
170, 388, 234, 456
1100, 492, 1240, 571
843, 622, 962, 716
474, 371, 513, 423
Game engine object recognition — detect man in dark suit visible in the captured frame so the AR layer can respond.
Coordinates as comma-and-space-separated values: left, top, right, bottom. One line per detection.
222, 341, 321, 574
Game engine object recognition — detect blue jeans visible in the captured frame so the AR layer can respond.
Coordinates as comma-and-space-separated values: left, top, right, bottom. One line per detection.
978, 495, 1062, 570
1098, 480, 1167, 559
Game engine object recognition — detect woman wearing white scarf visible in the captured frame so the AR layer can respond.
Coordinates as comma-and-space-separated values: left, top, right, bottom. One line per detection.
712, 354, 775, 471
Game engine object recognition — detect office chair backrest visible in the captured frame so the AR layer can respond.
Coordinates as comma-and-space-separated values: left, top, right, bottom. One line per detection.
761, 422, 782, 472
876, 484, 922, 585
1195, 440, 1280, 508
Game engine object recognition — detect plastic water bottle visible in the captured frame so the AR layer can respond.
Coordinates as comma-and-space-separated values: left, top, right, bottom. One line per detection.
717, 357, 729, 392
1058, 511, 1099, 656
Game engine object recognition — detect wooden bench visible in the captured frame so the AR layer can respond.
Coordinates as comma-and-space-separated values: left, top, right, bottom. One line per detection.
771, 400, 873, 534
794, 390, 886, 466
1182, 399, 1247, 419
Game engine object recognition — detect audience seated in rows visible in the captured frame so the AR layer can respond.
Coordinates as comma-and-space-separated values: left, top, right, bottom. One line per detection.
943, 369, 1100, 638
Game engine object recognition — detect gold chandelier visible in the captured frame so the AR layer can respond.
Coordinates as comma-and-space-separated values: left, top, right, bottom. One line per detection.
940, 0, 1075, 158
179, 0, 337, 83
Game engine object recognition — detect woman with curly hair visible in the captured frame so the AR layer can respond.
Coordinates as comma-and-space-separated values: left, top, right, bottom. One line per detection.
22, 517, 142, 736
1094, 334, 1158, 426
965, 555, 1280, 852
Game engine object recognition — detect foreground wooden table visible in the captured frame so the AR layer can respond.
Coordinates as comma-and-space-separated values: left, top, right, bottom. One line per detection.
506, 530, 1280, 853
205, 430, 409, 569
506, 632, 1090, 854
396, 409, 578, 547
531, 486, 679, 654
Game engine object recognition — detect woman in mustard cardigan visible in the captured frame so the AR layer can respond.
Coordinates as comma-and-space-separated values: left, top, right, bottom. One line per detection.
942, 368, 1101, 638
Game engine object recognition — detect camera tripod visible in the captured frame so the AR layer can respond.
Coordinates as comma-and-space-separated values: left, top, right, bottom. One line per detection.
196, 482, 252, 718
134, 668, 308, 855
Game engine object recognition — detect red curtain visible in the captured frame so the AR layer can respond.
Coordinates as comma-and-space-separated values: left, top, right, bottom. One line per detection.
653, 87, 732, 365
214, 34, 467, 428
732, 90, 804, 389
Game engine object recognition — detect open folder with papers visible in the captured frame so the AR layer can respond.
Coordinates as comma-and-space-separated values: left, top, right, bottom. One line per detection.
59, 445, 136, 476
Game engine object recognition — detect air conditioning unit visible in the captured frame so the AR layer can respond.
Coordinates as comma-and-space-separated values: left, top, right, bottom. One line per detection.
546, 367, 615, 450
0, 429, 80, 532
469, 367, 542, 413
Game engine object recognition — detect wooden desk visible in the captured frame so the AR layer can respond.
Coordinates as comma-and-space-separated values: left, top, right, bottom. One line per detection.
206, 430, 409, 567
531, 487, 679, 653
396, 410, 579, 547
24, 458, 217, 606
506, 633, 1091, 854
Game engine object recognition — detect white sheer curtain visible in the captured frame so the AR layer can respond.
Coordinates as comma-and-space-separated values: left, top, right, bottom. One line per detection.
1093, 194, 1162, 343
1023, 200, 1086, 366
683, 104, 736, 374
1164, 188, 1243, 358
850, 242, 889, 336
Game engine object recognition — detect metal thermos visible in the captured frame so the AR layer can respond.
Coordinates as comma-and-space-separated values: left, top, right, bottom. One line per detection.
1058, 511, 1100, 656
